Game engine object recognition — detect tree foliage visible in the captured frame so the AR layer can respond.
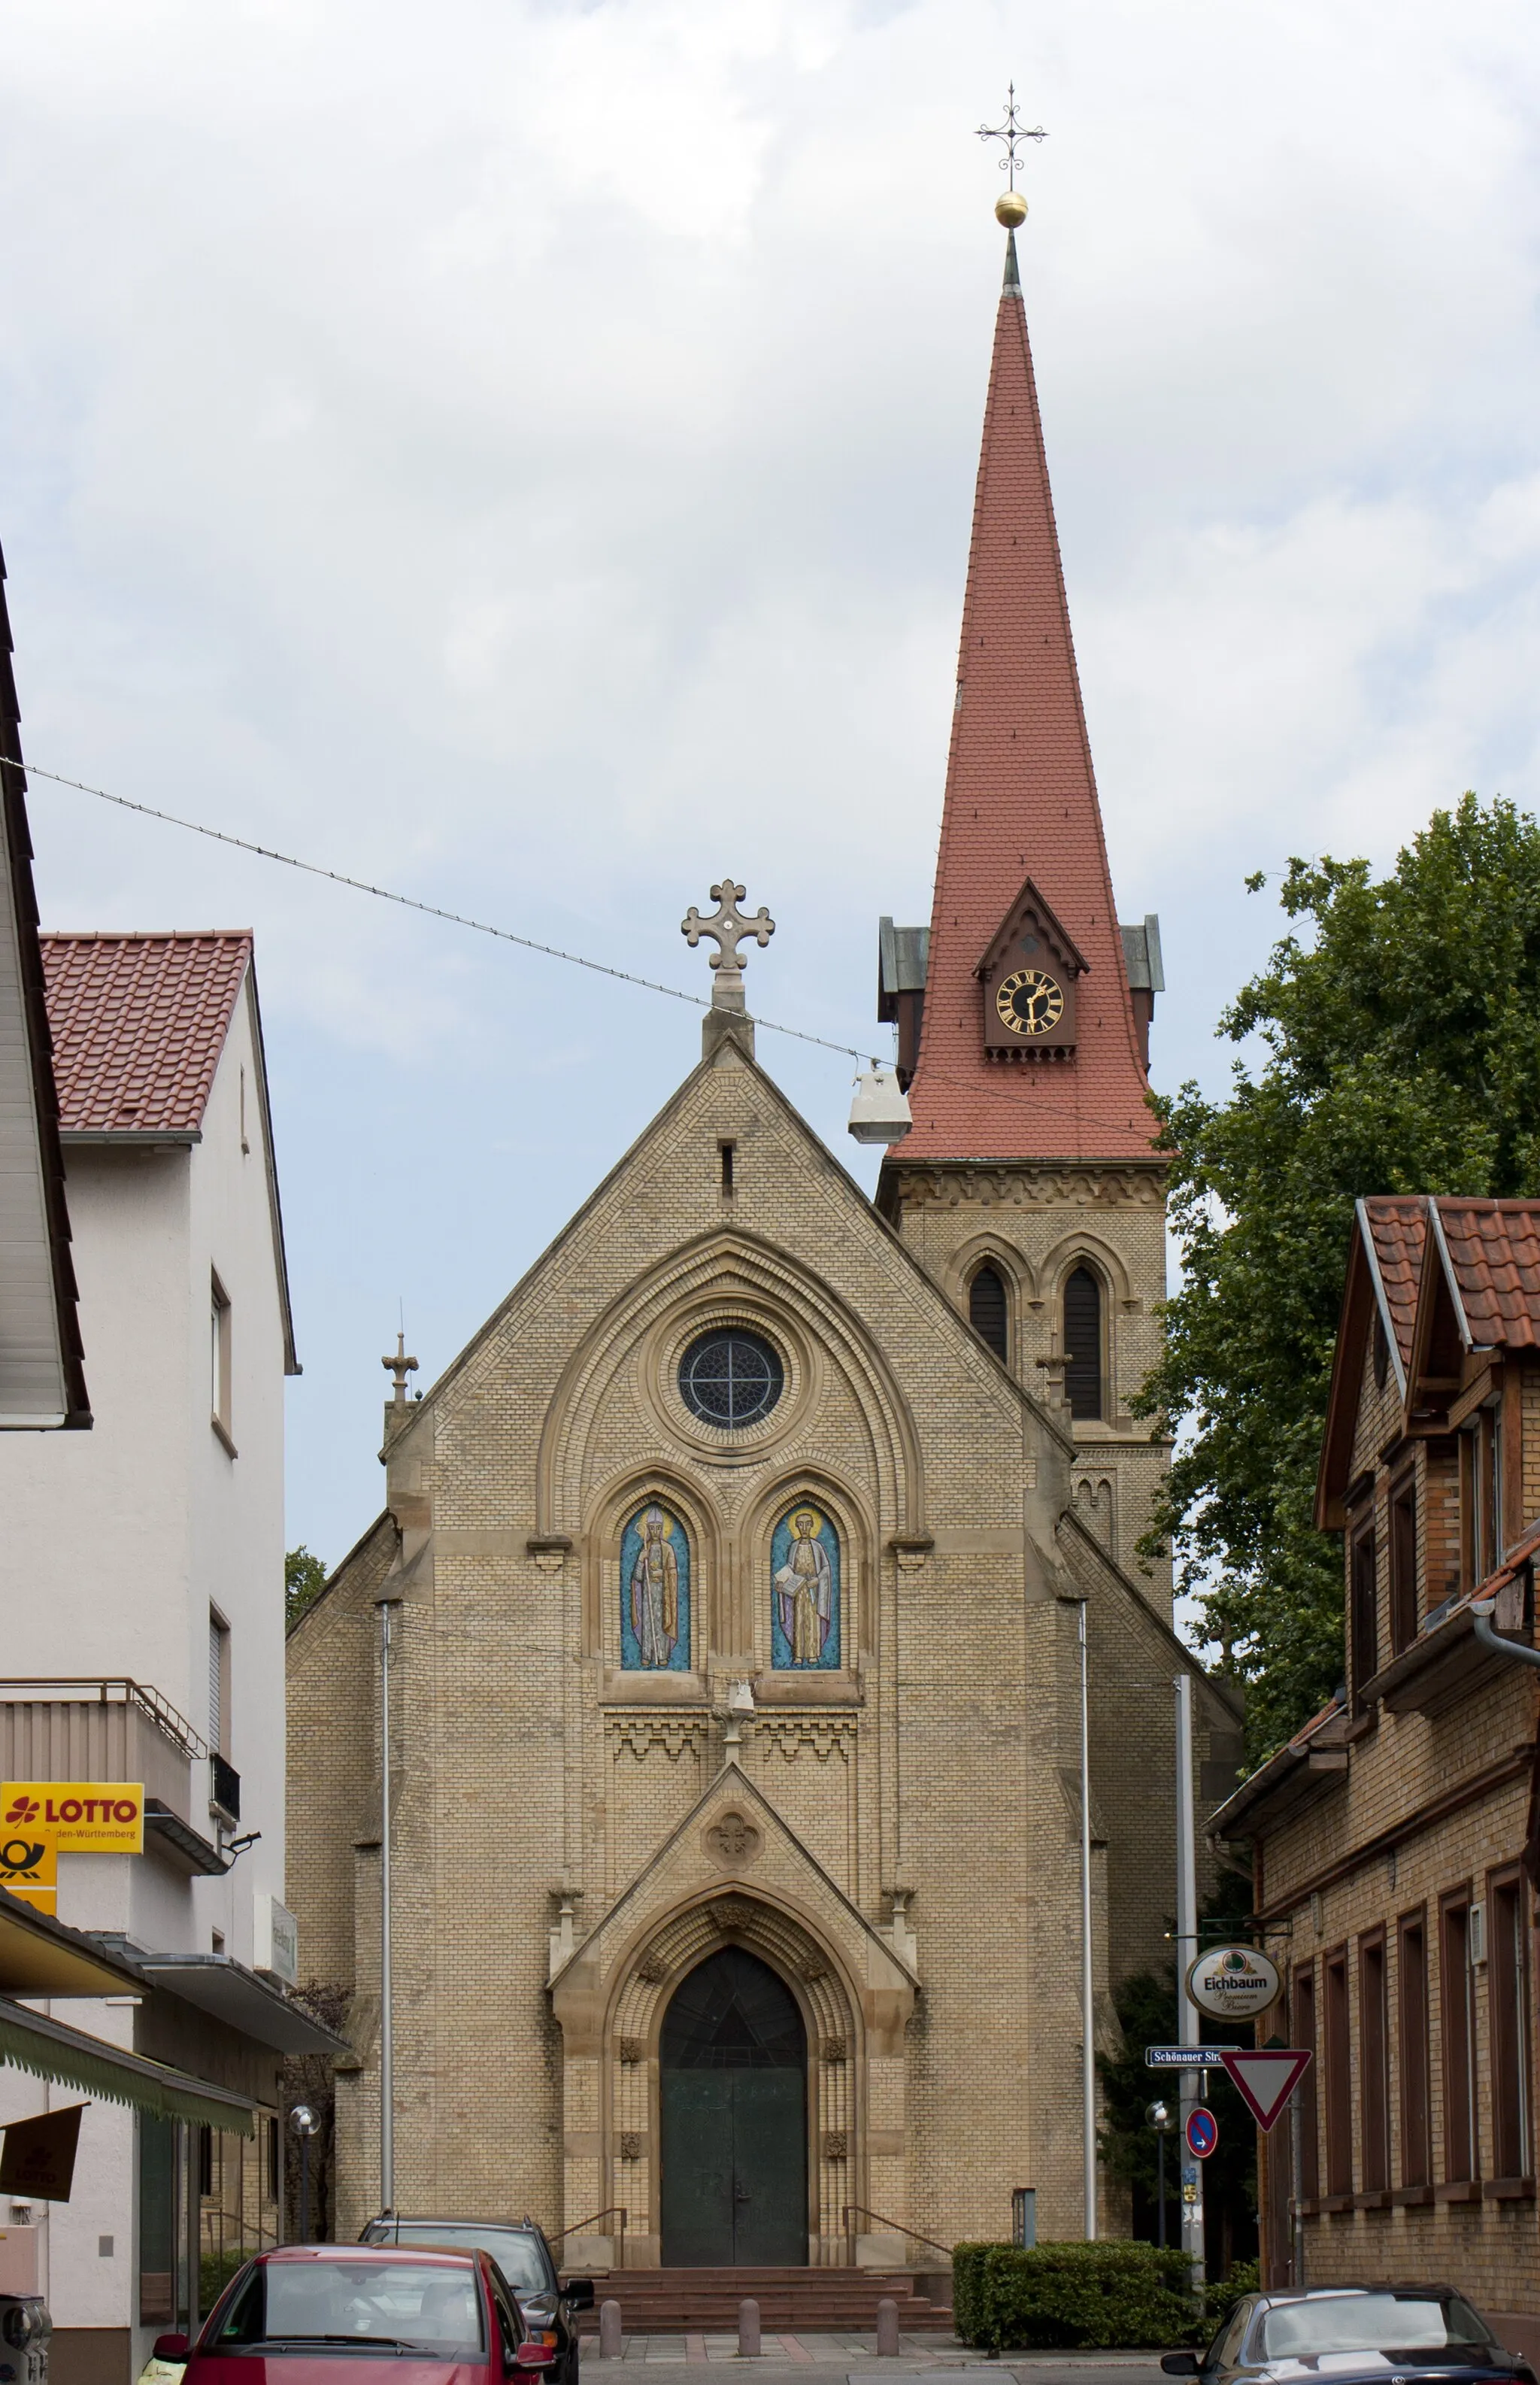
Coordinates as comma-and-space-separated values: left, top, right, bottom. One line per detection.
1136, 794, 1540, 1758
285, 1545, 327, 1630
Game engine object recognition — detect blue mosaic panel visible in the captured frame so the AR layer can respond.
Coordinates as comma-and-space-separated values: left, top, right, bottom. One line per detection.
620, 1503, 691, 1671
770, 1504, 840, 1670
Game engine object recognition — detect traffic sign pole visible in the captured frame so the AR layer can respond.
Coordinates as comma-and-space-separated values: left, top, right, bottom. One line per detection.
1175, 1675, 1205, 2285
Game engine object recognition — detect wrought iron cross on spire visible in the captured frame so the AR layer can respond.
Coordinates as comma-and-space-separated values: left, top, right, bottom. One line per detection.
681, 874, 775, 1013
977, 82, 1047, 190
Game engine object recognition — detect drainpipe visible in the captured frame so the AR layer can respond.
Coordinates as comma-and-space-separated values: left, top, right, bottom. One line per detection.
1471, 1586, 1540, 1671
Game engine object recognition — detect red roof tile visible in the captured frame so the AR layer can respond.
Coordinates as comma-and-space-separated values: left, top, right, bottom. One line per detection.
41, 933, 252, 1135
899, 235, 1154, 1162
1435, 1200, 1540, 1350
1360, 1196, 1427, 1366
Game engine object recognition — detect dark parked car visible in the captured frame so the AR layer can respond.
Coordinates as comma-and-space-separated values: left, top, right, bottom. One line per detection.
153, 2244, 554, 2385
1163, 2285, 1538, 2385
359, 2218, 593, 2385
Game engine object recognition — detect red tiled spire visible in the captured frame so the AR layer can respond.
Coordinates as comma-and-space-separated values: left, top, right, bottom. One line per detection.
899, 230, 1154, 1162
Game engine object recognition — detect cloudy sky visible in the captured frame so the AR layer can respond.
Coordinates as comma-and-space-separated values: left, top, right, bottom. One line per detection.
3, 0, 1538, 1578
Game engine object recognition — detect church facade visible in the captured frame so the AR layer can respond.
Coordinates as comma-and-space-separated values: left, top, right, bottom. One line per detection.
286, 217, 1242, 2265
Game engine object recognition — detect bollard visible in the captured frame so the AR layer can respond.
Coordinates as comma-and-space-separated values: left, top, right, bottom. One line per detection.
875, 2297, 899, 2358
599, 2299, 623, 2360
738, 2297, 760, 2358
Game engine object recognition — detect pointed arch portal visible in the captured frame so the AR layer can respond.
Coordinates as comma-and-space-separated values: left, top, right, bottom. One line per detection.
659, 1947, 808, 2266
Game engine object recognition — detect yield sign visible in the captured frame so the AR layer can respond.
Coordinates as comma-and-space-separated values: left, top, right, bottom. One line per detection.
1217, 2047, 1312, 2132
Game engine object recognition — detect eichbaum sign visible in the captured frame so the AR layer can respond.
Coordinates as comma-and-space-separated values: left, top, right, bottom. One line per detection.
2, 1783, 144, 1855
1185, 1944, 1282, 2021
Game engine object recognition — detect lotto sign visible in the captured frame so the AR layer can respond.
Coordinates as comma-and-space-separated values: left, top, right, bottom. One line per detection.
1185, 2107, 1219, 2160
0, 1826, 57, 1910
2, 1783, 144, 1854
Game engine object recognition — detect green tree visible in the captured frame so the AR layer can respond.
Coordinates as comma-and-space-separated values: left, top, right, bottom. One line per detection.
285, 1545, 327, 1629
1138, 793, 1540, 1758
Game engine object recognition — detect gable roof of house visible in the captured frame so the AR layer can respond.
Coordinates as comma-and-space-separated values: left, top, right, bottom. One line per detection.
42, 933, 254, 1135
41, 931, 299, 1374
1318, 1194, 1540, 1525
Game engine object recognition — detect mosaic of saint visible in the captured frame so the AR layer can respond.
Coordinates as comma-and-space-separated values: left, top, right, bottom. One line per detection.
771, 1504, 840, 1670
620, 1503, 690, 1670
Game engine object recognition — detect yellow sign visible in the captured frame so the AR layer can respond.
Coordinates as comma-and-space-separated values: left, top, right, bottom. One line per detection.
0, 1826, 57, 1910
2, 1783, 145, 1855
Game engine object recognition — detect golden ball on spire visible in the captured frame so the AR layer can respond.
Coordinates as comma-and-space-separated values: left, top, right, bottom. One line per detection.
995, 190, 1028, 229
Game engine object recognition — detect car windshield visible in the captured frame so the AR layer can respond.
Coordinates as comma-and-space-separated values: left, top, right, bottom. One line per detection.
365, 2227, 550, 2298
1258, 2292, 1496, 2362
214, 2259, 486, 2356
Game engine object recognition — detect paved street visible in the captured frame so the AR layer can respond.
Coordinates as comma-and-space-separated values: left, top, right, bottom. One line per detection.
587, 2340, 1168, 2384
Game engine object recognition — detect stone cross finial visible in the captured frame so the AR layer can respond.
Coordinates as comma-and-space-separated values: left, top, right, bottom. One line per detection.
383, 1330, 419, 1407
681, 875, 775, 1013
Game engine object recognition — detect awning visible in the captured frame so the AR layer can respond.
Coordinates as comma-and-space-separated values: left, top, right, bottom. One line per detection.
0, 1888, 146, 1998
0, 1996, 256, 2134
136, 1956, 348, 2056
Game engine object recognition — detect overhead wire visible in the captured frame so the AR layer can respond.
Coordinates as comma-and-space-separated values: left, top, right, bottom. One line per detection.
14, 757, 878, 1065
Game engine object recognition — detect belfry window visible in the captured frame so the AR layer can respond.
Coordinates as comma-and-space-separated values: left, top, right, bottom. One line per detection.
969, 1264, 1009, 1363
1063, 1267, 1102, 1420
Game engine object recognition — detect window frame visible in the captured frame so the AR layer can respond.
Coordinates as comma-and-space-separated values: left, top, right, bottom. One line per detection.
1062, 1263, 1104, 1422
967, 1261, 1011, 1366
1388, 1472, 1418, 1655
1398, 1907, 1432, 2189
210, 1268, 235, 1452
1358, 1927, 1390, 2193
1350, 1522, 1379, 1713
208, 1608, 231, 1759
1487, 1864, 1532, 2183
1439, 1888, 1478, 2184
1293, 1960, 1320, 2200
1323, 1941, 1353, 2198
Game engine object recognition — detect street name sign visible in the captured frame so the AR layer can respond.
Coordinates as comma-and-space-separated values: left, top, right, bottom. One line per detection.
1145, 2045, 1207, 2068
1217, 2047, 1313, 2132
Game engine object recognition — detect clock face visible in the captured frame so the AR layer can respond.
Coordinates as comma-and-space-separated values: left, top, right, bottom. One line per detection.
996, 967, 1065, 1036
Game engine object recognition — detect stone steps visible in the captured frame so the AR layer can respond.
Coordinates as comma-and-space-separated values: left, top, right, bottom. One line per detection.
568, 2268, 953, 2333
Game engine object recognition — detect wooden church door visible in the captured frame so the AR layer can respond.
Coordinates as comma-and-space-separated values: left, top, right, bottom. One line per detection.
658, 1947, 808, 2265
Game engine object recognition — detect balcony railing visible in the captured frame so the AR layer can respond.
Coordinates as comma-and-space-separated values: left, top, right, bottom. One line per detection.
0, 1678, 204, 1822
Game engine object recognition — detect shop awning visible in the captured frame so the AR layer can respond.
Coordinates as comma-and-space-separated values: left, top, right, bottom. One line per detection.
0, 1889, 146, 1998
137, 1956, 347, 2056
0, 1995, 256, 2134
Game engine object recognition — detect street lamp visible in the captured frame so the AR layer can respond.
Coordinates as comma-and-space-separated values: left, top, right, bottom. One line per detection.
291, 2104, 320, 2245
1146, 2099, 1177, 2252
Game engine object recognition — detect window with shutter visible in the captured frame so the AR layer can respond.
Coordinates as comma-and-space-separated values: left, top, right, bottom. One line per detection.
969, 1264, 1008, 1363
1063, 1267, 1102, 1419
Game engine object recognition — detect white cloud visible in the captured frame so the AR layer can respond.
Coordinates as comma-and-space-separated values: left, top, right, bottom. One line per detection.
0, 0, 1538, 1558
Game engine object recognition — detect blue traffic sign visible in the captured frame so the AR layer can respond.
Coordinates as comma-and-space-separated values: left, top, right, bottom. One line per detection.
1185, 2107, 1219, 2159
1145, 2045, 1207, 2069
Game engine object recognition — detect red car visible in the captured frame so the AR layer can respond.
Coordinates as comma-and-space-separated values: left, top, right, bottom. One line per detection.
154, 2245, 556, 2385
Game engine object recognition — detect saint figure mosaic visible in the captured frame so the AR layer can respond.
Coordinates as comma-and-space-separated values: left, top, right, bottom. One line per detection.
620, 1503, 690, 1670
771, 1504, 840, 1670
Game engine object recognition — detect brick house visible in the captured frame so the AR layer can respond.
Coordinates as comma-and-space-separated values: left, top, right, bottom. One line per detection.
1212, 1196, 1540, 2343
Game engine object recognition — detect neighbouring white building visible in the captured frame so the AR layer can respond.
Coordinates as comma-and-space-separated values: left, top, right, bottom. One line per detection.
0, 931, 336, 2385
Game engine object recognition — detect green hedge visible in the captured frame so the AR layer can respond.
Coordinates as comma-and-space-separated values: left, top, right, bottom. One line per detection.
951, 2241, 1198, 2350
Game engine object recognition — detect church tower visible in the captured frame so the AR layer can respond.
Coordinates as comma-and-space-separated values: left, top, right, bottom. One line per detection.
878, 209, 1169, 1603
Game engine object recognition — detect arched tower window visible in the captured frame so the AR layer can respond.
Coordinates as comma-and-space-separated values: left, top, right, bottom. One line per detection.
969, 1263, 1009, 1363
1063, 1266, 1102, 1420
